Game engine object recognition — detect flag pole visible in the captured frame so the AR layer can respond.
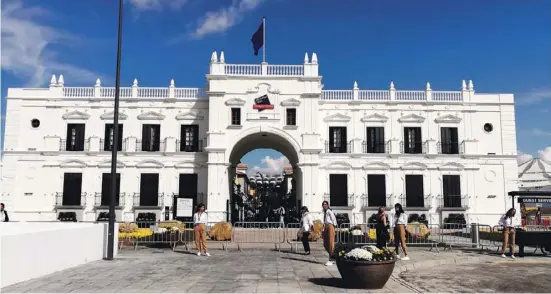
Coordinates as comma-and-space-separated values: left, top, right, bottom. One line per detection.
262, 16, 266, 63
106, 0, 124, 261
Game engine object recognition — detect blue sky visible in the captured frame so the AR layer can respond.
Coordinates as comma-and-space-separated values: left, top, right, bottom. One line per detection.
1, 0, 551, 171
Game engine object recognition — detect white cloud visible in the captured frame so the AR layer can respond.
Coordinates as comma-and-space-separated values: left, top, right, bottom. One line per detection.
190, 0, 263, 39
1, 0, 100, 87
516, 89, 551, 105
537, 147, 551, 162
250, 156, 290, 176
128, 0, 188, 12
517, 152, 533, 165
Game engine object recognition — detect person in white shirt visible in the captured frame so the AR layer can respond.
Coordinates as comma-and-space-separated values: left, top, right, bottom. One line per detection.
391, 203, 410, 260
322, 201, 338, 266
299, 206, 314, 255
498, 208, 517, 259
193, 203, 210, 256
0, 203, 9, 222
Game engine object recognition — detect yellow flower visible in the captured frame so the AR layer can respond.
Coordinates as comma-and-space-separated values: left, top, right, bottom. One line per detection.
119, 228, 153, 239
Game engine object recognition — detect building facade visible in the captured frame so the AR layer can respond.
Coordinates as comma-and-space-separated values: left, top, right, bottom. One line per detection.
1, 52, 519, 225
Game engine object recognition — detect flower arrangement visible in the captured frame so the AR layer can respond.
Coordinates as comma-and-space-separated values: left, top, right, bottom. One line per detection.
119, 222, 139, 233
119, 228, 153, 239
208, 222, 232, 241
309, 220, 323, 241
337, 245, 396, 262
405, 222, 431, 239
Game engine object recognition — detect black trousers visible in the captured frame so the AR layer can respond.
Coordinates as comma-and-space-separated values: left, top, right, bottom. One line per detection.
376, 227, 388, 249
301, 232, 311, 252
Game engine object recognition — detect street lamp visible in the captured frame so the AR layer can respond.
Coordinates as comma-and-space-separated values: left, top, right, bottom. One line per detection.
106, 0, 124, 261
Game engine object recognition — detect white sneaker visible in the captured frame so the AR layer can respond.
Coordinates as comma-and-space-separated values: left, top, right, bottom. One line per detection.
197, 252, 202, 256
501, 254, 506, 258
396, 255, 402, 260
324, 261, 333, 266
205, 252, 211, 257
511, 255, 515, 259
401, 256, 410, 261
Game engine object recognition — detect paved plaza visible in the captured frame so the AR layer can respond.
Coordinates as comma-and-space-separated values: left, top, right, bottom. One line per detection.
2, 243, 550, 293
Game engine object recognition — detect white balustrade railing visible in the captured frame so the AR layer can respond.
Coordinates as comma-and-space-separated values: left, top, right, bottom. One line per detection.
100, 87, 132, 98
138, 87, 168, 98
175, 88, 206, 99
395, 90, 426, 101
358, 90, 390, 101
321, 90, 353, 100
266, 65, 304, 76
224, 64, 262, 76
61, 86, 205, 99
63, 87, 94, 98
432, 91, 463, 102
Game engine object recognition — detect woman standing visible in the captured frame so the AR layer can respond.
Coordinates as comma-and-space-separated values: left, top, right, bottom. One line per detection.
322, 201, 338, 266
498, 208, 517, 259
0, 203, 9, 222
193, 203, 210, 256
299, 206, 314, 255
375, 207, 389, 249
391, 203, 409, 260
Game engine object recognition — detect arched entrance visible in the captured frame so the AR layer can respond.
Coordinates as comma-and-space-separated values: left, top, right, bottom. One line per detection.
227, 129, 302, 224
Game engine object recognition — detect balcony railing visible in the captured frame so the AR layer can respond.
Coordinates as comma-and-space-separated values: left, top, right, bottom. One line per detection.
324, 141, 353, 153
133, 193, 164, 207
59, 139, 90, 152
93, 192, 126, 207
136, 140, 165, 152
360, 194, 394, 208
437, 195, 469, 210
398, 194, 432, 209
176, 140, 203, 152
437, 141, 460, 155
399, 141, 427, 154
100, 139, 123, 152
362, 141, 390, 154
55, 192, 87, 207
323, 193, 355, 207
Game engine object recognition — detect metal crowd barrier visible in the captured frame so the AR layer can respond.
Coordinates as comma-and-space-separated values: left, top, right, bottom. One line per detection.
232, 222, 286, 251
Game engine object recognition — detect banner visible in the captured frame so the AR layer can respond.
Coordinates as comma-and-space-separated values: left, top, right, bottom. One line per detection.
253, 94, 274, 111
518, 196, 551, 225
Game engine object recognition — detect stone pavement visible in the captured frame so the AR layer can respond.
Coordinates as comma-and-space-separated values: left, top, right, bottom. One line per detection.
2, 243, 549, 293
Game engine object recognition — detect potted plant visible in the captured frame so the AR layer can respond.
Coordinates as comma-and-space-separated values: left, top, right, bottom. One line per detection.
336, 245, 397, 289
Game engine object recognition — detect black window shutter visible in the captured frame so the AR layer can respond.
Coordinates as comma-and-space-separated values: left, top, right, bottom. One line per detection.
329, 174, 347, 206
117, 125, 124, 151
66, 125, 73, 150
367, 174, 386, 206
76, 124, 85, 151
152, 125, 161, 151
403, 128, 410, 153
63, 173, 82, 206
104, 124, 112, 151
142, 125, 151, 151
340, 127, 347, 151
192, 125, 199, 151
101, 173, 110, 205
328, 128, 335, 150
405, 175, 424, 207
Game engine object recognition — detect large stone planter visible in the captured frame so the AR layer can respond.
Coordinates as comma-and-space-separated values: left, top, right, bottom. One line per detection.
336, 259, 396, 289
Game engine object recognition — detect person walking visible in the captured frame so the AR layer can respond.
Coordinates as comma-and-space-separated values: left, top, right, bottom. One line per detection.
277, 205, 286, 228
391, 203, 409, 260
375, 206, 389, 249
0, 203, 9, 222
193, 203, 210, 256
498, 208, 517, 259
322, 201, 338, 266
299, 206, 314, 255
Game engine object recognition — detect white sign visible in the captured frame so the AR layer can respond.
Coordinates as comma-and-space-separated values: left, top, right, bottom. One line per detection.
176, 198, 193, 217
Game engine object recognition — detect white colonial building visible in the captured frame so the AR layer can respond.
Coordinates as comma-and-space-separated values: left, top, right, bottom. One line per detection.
1, 52, 519, 225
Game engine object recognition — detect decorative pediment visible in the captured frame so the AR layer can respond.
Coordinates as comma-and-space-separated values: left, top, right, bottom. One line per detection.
362, 161, 391, 170
100, 111, 127, 120
434, 114, 462, 124
323, 161, 352, 170
398, 114, 425, 123
97, 159, 126, 168
59, 159, 87, 168
360, 113, 388, 123
175, 112, 204, 121
246, 83, 280, 94
62, 110, 90, 120
400, 162, 428, 170
135, 160, 164, 168
280, 98, 301, 107
323, 113, 351, 122
174, 161, 204, 169
438, 162, 464, 171
225, 98, 246, 106
137, 111, 165, 120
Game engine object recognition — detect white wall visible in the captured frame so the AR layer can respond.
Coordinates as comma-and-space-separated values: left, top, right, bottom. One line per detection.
0, 222, 119, 288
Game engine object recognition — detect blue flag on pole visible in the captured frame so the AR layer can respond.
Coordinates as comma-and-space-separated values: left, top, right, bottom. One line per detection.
251, 20, 264, 56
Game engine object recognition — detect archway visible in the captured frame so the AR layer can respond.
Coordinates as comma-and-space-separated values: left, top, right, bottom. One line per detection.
228, 130, 302, 224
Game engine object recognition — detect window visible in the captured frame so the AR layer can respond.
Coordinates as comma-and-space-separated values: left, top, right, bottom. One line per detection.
365, 127, 385, 153
328, 127, 347, 153
443, 175, 461, 208
440, 127, 459, 154
367, 174, 386, 207
483, 123, 493, 133
231, 108, 241, 125
176, 174, 199, 219
104, 124, 123, 151
329, 174, 348, 206
405, 175, 424, 207
286, 109, 296, 126
139, 173, 159, 206
31, 119, 40, 128
403, 127, 422, 154
180, 125, 199, 152
62, 173, 83, 206
141, 124, 161, 152
65, 124, 86, 151
101, 173, 121, 206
